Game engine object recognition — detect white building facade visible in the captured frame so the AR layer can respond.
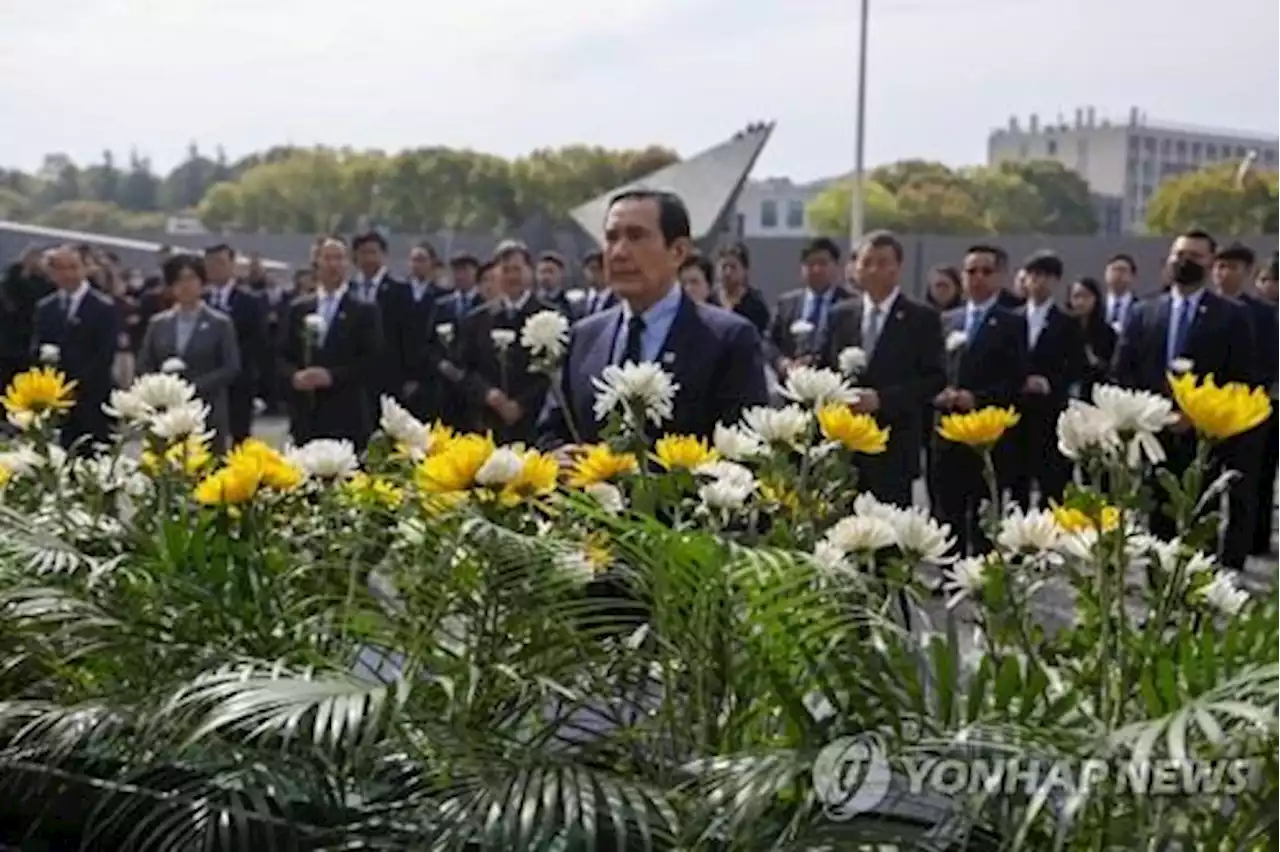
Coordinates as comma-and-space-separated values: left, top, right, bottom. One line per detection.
731, 176, 840, 238
988, 106, 1279, 234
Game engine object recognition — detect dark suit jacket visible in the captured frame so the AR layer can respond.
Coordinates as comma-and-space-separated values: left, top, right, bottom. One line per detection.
767, 286, 853, 366
31, 286, 119, 446
723, 287, 771, 336
824, 293, 945, 482
1235, 291, 1278, 391
207, 285, 267, 399
940, 304, 1028, 410
537, 294, 770, 448
278, 290, 383, 447
1009, 303, 1085, 468
1113, 289, 1254, 395
397, 281, 448, 418
458, 295, 558, 443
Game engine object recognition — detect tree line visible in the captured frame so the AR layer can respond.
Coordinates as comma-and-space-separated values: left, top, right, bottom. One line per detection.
0, 143, 679, 235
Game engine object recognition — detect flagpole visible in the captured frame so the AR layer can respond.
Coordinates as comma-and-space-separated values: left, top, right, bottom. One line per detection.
848, 0, 870, 247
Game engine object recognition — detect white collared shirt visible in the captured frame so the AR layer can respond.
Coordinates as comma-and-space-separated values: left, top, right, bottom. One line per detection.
62, 280, 91, 319
1105, 291, 1131, 328
211, 280, 237, 312
861, 287, 899, 343
316, 282, 349, 327
1025, 298, 1053, 348
502, 289, 532, 314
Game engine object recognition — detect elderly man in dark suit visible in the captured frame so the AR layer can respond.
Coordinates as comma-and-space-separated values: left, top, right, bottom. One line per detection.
1115, 229, 1256, 565
277, 237, 383, 449
1006, 251, 1085, 509
537, 190, 769, 448
931, 244, 1029, 556
824, 231, 945, 509
30, 246, 119, 453
137, 253, 241, 453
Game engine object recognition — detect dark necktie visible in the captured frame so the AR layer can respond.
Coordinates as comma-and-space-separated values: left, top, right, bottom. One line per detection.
805, 293, 823, 327
1108, 298, 1120, 326
623, 316, 645, 364
1169, 298, 1194, 365
59, 292, 71, 319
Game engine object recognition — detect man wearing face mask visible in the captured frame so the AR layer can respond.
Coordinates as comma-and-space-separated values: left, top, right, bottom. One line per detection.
1114, 229, 1255, 563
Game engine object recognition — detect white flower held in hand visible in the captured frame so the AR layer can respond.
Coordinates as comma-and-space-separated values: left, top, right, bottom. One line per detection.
38, 344, 60, 365
160, 357, 187, 375
781, 365, 859, 408
434, 322, 455, 344
789, 319, 815, 338
945, 330, 969, 353
1169, 357, 1194, 375
564, 288, 587, 305
304, 312, 327, 337
520, 310, 570, 360
490, 328, 517, 350
591, 362, 679, 427
837, 346, 868, 377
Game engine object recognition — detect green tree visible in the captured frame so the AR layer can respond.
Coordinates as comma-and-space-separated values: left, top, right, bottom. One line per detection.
997, 160, 1098, 233
0, 187, 32, 220
510, 145, 678, 218
118, 149, 160, 211
804, 179, 901, 235
82, 150, 122, 206
961, 166, 1049, 233
869, 159, 964, 195
894, 181, 989, 234
1145, 162, 1279, 235
159, 141, 217, 211
35, 154, 81, 207
36, 200, 128, 231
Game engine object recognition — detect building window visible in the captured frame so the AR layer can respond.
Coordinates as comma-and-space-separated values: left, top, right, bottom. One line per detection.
1160, 139, 1171, 156
1047, 139, 1058, 156
1144, 137, 1157, 154
1190, 142, 1202, 160
785, 199, 805, 229
1019, 143, 1029, 158
1142, 183, 1154, 199
1264, 149, 1277, 165
1206, 144, 1217, 160
1128, 135, 1139, 153
1142, 160, 1154, 179
760, 199, 778, 229
1236, 146, 1248, 158
1175, 140, 1187, 160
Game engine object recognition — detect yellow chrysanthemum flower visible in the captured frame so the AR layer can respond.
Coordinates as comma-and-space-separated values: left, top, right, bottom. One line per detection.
193, 464, 261, 505
567, 444, 639, 487
499, 450, 559, 505
2, 367, 77, 416
653, 434, 718, 471
759, 477, 801, 513
422, 491, 468, 516
816, 404, 890, 454
0, 463, 11, 490
937, 406, 1021, 448
344, 472, 405, 509
227, 438, 303, 491
415, 432, 495, 493
1051, 502, 1120, 534
142, 435, 212, 476
1168, 372, 1272, 441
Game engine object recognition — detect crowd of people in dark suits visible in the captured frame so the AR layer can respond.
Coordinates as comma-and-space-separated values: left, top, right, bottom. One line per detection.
2, 189, 1277, 566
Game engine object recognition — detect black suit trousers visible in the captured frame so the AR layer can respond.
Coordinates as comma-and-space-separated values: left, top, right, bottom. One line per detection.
930, 441, 993, 557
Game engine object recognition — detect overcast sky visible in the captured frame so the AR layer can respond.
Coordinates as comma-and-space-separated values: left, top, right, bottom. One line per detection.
2, 0, 1276, 180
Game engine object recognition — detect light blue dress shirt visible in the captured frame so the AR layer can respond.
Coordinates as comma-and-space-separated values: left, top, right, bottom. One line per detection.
1166, 287, 1203, 366
611, 283, 682, 364
174, 309, 200, 353
801, 286, 839, 338
964, 295, 999, 341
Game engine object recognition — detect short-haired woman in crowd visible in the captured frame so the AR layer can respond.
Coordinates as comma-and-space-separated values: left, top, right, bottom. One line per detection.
1067, 275, 1117, 400
714, 243, 771, 334
678, 255, 716, 305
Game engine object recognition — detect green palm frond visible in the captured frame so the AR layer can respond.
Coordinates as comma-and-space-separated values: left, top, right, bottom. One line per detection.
0, 503, 116, 576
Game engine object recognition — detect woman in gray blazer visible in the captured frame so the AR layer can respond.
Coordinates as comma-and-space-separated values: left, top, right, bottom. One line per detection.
137, 254, 242, 454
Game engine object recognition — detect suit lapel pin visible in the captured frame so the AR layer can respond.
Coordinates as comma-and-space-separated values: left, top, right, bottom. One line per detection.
895, 310, 905, 320
987, 316, 997, 326
1198, 305, 1207, 315
199, 322, 208, 330
338, 312, 347, 320
662, 351, 676, 365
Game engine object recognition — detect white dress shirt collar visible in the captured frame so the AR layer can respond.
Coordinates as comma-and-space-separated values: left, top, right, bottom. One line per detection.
862, 287, 900, 316
503, 289, 532, 313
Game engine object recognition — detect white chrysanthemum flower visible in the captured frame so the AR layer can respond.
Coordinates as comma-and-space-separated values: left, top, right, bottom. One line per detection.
591, 362, 679, 427
852, 491, 897, 522
1090, 384, 1177, 468
304, 312, 326, 336
699, 477, 756, 511
812, 540, 854, 575
946, 330, 969, 353
0, 445, 43, 478
489, 328, 517, 349
825, 515, 897, 554
160, 357, 187, 374
1200, 571, 1248, 617
741, 404, 811, 447
379, 396, 428, 453
584, 481, 626, 514
564, 288, 587, 304
520, 310, 570, 360
695, 460, 755, 487
1169, 357, 1194, 375
103, 388, 153, 423
997, 506, 1063, 555
781, 365, 859, 407
712, 423, 764, 461
130, 373, 196, 412
789, 319, 815, 338
1056, 400, 1122, 461
7, 410, 39, 431
474, 446, 525, 486
889, 505, 956, 563
288, 438, 359, 480
838, 346, 869, 377
149, 400, 210, 440
941, 555, 988, 608
434, 322, 454, 341
38, 344, 60, 365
